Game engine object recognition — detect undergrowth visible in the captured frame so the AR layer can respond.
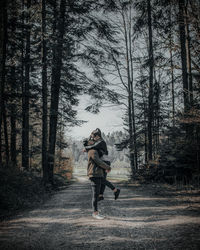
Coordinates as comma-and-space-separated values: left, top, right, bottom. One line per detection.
0, 167, 69, 220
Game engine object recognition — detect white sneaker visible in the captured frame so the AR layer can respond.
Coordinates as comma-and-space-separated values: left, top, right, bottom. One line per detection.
92, 212, 105, 220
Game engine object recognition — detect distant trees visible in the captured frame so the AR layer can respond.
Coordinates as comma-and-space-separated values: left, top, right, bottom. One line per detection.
72, 130, 129, 170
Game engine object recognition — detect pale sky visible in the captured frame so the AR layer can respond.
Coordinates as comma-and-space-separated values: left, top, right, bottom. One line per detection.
69, 96, 124, 139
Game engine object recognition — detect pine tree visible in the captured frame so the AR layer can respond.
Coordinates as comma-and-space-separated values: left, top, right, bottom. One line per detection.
22, 0, 31, 170
0, 0, 8, 166
178, 0, 189, 111
9, 1, 18, 167
41, 0, 48, 183
147, 0, 154, 161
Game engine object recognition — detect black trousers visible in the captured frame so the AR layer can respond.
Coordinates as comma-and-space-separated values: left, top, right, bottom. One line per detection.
90, 176, 115, 212
90, 177, 101, 212
99, 172, 116, 195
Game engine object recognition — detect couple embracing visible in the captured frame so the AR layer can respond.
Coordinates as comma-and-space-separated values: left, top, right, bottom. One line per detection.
83, 128, 120, 220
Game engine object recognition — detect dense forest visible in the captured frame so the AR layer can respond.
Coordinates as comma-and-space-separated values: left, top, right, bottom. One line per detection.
0, 0, 200, 188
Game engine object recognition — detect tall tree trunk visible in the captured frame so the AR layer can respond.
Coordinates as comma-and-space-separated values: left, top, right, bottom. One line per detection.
0, 0, 8, 166
58, 117, 63, 168
10, 3, 17, 167
178, 0, 189, 111
29, 131, 33, 168
20, 0, 25, 167
169, 2, 175, 127
48, 0, 66, 185
131, 97, 138, 170
170, 50, 175, 127
42, 0, 48, 183
169, 44, 175, 126
154, 69, 160, 155
147, 0, 154, 161
10, 67, 17, 167
22, 0, 31, 170
144, 110, 148, 164
184, 3, 193, 105
128, 5, 138, 171
122, 9, 135, 175
2, 105, 9, 166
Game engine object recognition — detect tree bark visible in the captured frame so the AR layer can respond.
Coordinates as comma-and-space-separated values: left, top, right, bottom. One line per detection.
20, 0, 25, 167
178, 0, 189, 111
154, 69, 160, 155
10, 3, 17, 167
184, 3, 193, 105
144, 108, 148, 164
131, 97, 138, 170
2, 104, 9, 166
10, 67, 17, 167
169, 2, 175, 127
121, 8, 135, 175
0, 0, 8, 166
42, 0, 48, 183
128, 5, 138, 171
147, 0, 154, 161
22, 0, 31, 170
48, 0, 66, 185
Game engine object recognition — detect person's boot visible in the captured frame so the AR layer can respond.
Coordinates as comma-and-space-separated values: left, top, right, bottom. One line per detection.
114, 189, 120, 200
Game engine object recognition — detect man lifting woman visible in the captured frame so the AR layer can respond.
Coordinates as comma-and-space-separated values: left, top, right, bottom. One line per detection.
83, 128, 120, 219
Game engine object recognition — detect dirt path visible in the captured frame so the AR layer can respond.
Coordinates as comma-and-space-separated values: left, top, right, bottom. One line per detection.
0, 177, 200, 250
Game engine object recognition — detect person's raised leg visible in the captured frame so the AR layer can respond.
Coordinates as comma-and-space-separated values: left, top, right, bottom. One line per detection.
101, 177, 120, 200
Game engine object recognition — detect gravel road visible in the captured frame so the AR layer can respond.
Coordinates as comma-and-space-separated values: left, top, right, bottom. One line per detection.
0, 176, 200, 250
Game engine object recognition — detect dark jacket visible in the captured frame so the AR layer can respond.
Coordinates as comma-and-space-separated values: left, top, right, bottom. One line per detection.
84, 138, 108, 156
87, 149, 111, 178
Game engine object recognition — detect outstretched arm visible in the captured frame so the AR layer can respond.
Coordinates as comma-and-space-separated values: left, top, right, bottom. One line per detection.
84, 139, 103, 150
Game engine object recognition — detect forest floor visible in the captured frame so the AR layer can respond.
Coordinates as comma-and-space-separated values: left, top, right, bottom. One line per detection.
0, 176, 200, 250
